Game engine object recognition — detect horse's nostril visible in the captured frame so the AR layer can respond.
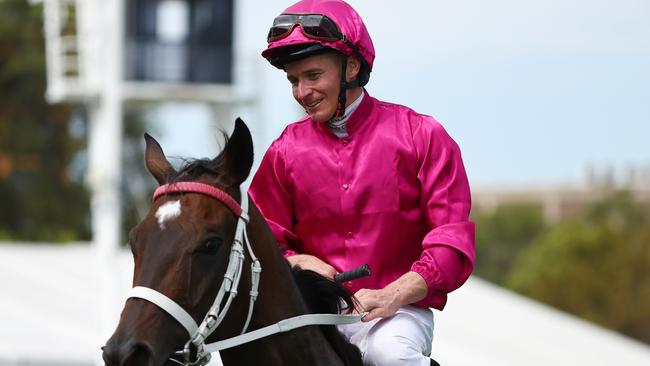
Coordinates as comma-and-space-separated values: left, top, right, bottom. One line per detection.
102, 343, 118, 366
121, 341, 154, 366
102, 341, 153, 366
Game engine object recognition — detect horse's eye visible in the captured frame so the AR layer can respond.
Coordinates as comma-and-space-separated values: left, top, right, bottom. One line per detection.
199, 237, 223, 254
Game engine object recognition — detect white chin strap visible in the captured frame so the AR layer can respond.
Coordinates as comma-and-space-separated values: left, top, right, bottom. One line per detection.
127, 186, 363, 366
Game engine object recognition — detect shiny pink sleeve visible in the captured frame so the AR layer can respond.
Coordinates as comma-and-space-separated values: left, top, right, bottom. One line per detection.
409, 117, 476, 306
249, 139, 300, 258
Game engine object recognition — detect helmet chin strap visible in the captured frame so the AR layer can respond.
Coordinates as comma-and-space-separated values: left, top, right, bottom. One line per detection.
333, 54, 360, 120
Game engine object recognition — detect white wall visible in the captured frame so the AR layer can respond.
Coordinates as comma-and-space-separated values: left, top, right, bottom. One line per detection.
2, 244, 649, 365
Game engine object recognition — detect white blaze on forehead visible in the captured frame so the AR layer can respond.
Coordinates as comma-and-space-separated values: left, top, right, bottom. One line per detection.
155, 200, 182, 230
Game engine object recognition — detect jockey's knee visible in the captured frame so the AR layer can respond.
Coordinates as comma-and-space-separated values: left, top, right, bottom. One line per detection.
364, 334, 424, 366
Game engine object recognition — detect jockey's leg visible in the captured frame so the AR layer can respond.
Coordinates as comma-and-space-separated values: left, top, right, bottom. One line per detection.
338, 305, 434, 366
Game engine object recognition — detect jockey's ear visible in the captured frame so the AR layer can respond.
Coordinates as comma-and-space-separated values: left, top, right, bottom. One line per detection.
144, 133, 176, 185
346, 55, 361, 82
221, 117, 254, 186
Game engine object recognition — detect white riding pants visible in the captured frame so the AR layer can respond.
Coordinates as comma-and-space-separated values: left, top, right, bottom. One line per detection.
337, 305, 434, 366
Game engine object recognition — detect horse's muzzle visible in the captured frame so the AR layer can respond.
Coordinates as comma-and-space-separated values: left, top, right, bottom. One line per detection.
102, 340, 155, 366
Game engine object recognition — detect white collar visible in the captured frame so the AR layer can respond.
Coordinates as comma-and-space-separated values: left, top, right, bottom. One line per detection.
326, 90, 365, 135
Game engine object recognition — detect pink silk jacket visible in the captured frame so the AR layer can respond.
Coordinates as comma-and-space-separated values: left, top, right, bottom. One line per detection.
249, 94, 475, 310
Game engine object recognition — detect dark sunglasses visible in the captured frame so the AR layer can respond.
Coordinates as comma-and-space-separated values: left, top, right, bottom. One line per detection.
267, 13, 345, 43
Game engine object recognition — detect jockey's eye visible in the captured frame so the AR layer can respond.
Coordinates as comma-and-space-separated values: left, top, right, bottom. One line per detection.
198, 237, 223, 255
307, 71, 321, 81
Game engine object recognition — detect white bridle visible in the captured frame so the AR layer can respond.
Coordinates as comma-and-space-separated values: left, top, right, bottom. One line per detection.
127, 182, 363, 366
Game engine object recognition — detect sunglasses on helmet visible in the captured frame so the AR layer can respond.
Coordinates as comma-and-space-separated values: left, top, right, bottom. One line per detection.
267, 13, 345, 43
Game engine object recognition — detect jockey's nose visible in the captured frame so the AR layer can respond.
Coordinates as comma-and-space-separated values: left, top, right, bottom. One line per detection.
102, 340, 154, 366
295, 80, 312, 103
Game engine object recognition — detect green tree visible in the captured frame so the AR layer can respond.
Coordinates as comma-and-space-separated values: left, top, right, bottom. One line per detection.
506, 191, 650, 343
472, 203, 547, 284
0, 0, 90, 241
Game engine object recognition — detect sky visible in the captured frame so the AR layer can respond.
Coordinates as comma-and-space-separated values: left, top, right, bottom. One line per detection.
151, 0, 650, 188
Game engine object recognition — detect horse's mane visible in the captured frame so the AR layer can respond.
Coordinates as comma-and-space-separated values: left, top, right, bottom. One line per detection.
292, 268, 363, 366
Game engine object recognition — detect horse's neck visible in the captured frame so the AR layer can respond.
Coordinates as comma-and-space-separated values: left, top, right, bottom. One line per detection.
247, 201, 311, 320
217, 201, 344, 365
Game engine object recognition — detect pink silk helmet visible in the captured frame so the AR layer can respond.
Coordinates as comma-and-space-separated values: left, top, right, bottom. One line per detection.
262, 0, 375, 74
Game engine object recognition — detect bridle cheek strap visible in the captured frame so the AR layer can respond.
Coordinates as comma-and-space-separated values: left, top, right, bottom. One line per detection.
133, 183, 258, 365
129, 286, 199, 336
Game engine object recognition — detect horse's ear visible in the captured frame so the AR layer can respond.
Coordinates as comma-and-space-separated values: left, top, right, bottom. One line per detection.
222, 118, 254, 186
144, 133, 176, 185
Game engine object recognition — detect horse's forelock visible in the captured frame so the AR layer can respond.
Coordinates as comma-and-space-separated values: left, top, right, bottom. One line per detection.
167, 155, 226, 183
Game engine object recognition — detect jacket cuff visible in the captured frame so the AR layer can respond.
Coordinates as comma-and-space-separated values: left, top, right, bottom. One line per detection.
410, 262, 438, 293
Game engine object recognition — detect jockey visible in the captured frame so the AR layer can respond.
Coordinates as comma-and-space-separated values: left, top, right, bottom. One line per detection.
249, 1, 476, 365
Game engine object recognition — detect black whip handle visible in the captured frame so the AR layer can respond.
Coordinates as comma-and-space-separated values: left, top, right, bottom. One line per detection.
334, 264, 371, 283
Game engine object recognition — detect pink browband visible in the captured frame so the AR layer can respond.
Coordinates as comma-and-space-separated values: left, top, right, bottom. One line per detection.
152, 182, 243, 217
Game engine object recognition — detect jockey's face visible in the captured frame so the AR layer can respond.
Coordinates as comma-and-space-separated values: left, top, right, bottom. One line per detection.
285, 52, 360, 123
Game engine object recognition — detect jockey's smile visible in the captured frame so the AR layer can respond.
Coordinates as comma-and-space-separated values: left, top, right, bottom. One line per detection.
285, 52, 361, 123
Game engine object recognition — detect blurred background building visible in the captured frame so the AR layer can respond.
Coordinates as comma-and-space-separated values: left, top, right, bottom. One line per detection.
1, 0, 649, 365
473, 166, 650, 222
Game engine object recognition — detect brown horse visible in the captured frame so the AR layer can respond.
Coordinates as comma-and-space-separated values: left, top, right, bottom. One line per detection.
102, 119, 362, 366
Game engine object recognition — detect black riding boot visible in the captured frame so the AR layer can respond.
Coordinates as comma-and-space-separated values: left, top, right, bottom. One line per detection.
430, 359, 441, 366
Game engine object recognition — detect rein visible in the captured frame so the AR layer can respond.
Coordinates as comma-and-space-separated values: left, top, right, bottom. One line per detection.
128, 182, 363, 366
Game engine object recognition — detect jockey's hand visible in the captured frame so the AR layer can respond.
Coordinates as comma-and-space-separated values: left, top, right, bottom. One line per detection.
354, 271, 428, 322
287, 254, 338, 280
354, 287, 401, 322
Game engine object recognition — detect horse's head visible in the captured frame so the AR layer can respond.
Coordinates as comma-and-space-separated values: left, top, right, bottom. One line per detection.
102, 119, 254, 366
